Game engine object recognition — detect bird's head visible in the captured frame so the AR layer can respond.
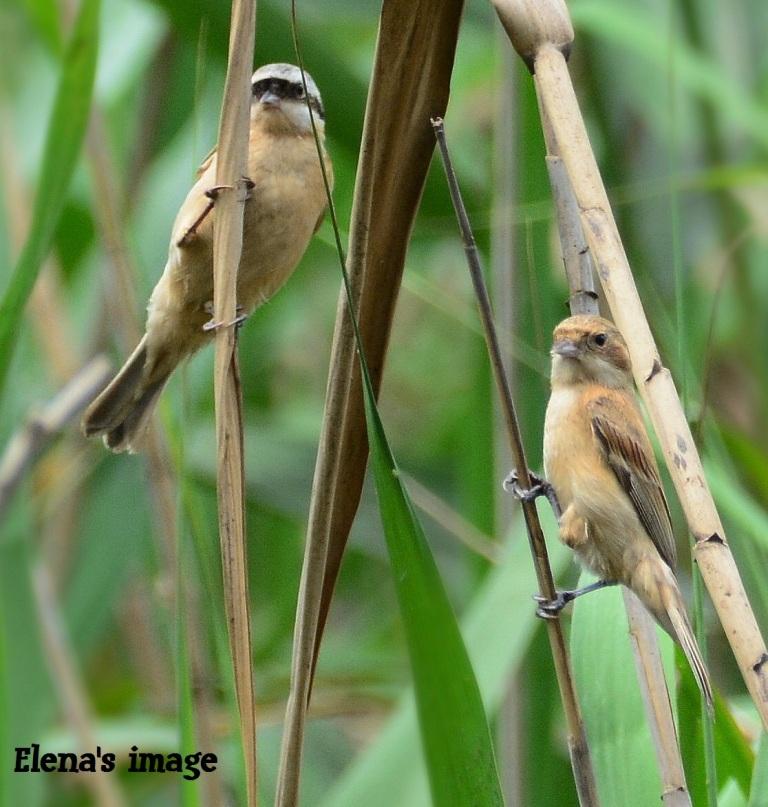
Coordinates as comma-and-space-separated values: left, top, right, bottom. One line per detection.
250, 63, 325, 135
550, 315, 633, 389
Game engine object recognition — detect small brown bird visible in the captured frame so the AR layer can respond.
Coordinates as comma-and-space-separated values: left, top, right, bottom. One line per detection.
83, 63, 331, 452
542, 314, 712, 708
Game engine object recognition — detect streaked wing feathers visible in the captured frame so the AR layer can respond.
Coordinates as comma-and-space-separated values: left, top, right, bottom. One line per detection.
588, 396, 677, 569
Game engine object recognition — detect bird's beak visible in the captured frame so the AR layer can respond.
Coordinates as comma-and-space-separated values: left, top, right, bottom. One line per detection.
552, 339, 581, 358
260, 91, 281, 108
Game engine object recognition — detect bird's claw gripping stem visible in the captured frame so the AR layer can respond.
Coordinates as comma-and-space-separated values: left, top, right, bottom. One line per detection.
202, 303, 246, 332
533, 579, 617, 620
503, 469, 562, 519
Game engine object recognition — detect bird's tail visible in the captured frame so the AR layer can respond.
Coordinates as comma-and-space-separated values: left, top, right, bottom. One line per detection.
658, 571, 714, 714
82, 336, 172, 453
631, 558, 713, 712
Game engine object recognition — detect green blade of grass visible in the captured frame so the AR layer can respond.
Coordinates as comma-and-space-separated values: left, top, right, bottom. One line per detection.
0, 0, 100, 397
571, 0, 768, 150
321, 517, 570, 807
749, 733, 768, 807
677, 653, 754, 803
361, 378, 504, 807
570, 575, 669, 805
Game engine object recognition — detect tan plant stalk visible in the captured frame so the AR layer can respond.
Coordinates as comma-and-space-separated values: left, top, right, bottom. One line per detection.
624, 591, 691, 807
433, 116, 599, 807
277, 3, 463, 803
32, 564, 126, 807
492, 0, 768, 729
211, 1, 258, 804
402, 473, 502, 563
545, 121, 691, 806
0, 358, 111, 519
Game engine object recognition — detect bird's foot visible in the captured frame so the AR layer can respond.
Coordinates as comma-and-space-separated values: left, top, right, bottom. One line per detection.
202, 304, 246, 332
176, 185, 236, 247
503, 470, 562, 518
533, 591, 575, 620
533, 579, 617, 620
204, 184, 234, 202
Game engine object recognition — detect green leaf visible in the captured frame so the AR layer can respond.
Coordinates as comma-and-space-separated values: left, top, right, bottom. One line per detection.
571, 1, 768, 150
749, 733, 768, 807
677, 654, 755, 803
570, 576, 670, 805
0, 0, 100, 397
361, 379, 504, 807
321, 524, 570, 806
19, 0, 63, 56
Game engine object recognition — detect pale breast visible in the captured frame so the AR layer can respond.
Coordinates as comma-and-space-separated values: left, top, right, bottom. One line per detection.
164, 131, 327, 317
544, 383, 653, 581
543, 386, 585, 506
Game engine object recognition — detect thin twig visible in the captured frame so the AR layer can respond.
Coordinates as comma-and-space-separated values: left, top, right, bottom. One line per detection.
211, 0, 258, 804
432, 116, 600, 807
402, 473, 502, 563
0, 357, 112, 520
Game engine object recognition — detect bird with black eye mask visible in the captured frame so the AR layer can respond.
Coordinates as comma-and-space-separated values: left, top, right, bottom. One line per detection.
83, 63, 332, 453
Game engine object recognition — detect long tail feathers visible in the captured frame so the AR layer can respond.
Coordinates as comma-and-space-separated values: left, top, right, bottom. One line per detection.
662, 583, 714, 714
82, 336, 171, 453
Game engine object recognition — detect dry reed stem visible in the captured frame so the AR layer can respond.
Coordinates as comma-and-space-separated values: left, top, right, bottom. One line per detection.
33, 563, 126, 807
623, 591, 690, 807
277, 4, 463, 803
531, 41, 768, 730
402, 473, 502, 563
545, 156, 599, 316
433, 116, 599, 807
211, 1, 257, 804
0, 357, 112, 519
543, 113, 691, 804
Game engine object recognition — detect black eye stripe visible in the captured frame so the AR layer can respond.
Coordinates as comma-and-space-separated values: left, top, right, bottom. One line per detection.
251, 77, 325, 120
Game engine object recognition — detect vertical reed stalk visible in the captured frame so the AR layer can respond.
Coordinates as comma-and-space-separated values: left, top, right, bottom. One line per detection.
211, 1, 258, 804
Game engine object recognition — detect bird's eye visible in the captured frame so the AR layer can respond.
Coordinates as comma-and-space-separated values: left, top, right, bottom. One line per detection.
593, 333, 608, 347
294, 83, 306, 99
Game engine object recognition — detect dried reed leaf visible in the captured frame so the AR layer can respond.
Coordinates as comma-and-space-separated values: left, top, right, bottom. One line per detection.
308, 0, 465, 664
0, 357, 112, 520
278, 2, 464, 802
211, 1, 258, 804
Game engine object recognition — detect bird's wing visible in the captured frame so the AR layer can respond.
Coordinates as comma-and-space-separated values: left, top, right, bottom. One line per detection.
588, 394, 677, 569
195, 145, 217, 178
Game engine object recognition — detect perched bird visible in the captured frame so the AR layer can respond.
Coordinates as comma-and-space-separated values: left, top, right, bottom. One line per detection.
542, 314, 713, 709
83, 63, 331, 452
